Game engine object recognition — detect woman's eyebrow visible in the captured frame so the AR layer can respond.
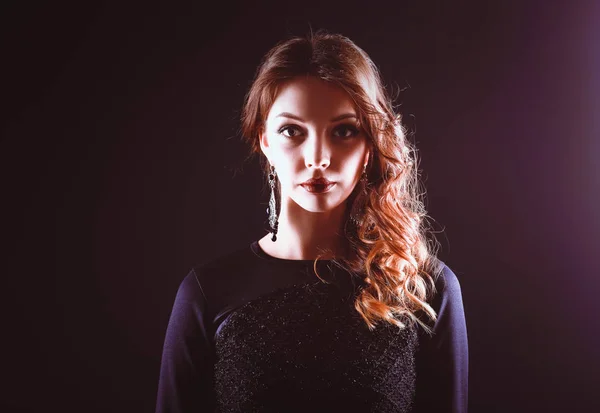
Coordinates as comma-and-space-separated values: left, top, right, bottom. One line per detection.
275, 112, 357, 122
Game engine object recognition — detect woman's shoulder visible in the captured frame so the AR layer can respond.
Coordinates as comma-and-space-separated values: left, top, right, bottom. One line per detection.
177, 240, 281, 314
431, 258, 463, 298
186, 242, 258, 289
418, 257, 465, 328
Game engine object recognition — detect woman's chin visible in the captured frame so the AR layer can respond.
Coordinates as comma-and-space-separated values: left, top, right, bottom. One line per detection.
292, 197, 346, 214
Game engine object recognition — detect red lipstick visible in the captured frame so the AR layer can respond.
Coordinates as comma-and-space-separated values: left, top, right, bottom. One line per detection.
301, 177, 335, 194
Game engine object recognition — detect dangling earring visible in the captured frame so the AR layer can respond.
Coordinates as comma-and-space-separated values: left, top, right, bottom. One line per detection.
267, 165, 279, 242
350, 164, 368, 227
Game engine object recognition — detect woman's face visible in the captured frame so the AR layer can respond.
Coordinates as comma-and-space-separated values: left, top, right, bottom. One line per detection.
260, 76, 370, 214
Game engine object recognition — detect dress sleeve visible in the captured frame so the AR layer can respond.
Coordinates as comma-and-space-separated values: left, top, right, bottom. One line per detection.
155, 269, 216, 413
413, 263, 469, 413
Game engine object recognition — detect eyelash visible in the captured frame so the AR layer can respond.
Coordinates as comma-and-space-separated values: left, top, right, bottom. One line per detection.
277, 124, 360, 139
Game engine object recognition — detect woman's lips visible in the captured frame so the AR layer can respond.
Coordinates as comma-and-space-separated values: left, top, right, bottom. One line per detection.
301, 182, 336, 193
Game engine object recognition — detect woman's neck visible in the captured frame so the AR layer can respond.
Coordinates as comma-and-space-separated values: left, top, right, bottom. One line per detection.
258, 200, 349, 261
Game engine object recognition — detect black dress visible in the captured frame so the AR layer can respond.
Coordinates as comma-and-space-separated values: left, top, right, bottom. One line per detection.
155, 240, 469, 412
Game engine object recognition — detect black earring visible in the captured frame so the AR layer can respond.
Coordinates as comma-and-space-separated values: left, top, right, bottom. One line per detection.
267, 165, 279, 242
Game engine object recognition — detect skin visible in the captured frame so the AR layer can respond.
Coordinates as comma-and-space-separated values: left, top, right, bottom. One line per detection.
258, 75, 370, 260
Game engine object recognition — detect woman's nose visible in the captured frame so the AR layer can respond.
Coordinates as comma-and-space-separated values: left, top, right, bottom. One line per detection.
304, 134, 331, 169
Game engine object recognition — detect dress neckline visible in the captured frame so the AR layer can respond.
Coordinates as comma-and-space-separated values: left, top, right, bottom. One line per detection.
250, 240, 334, 265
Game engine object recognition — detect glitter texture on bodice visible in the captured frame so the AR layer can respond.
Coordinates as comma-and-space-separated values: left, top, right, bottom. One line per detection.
214, 281, 418, 413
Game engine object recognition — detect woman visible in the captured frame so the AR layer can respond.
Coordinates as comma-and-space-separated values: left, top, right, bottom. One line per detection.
156, 30, 468, 413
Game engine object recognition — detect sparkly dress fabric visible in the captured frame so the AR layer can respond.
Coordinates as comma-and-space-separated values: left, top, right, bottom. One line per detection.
155, 241, 468, 413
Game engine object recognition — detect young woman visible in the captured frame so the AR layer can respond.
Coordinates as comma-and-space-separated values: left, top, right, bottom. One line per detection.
156, 30, 468, 413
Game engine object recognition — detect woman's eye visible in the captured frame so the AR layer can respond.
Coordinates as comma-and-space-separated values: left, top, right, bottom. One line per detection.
278, 125, 302, 138
277, 124, 360, 139
334, 124, 360, 138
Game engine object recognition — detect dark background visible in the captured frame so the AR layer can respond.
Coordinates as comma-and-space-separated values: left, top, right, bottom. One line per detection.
2, 0, 599, 412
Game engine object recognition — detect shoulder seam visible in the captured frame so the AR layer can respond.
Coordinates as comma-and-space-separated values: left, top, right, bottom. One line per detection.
191, 268, 209, 306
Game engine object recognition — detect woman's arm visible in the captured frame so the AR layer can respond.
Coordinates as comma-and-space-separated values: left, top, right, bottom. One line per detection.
156, 269, 216, 413
413, 263, 469, 413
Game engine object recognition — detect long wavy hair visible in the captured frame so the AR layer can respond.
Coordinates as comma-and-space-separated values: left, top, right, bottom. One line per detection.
239, 29, 444, 333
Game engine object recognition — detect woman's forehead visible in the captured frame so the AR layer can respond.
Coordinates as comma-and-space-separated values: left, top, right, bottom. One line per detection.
267, 77, 356, 123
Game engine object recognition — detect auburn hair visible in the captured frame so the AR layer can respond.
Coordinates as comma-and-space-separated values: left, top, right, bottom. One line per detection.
239, 29, 444, 333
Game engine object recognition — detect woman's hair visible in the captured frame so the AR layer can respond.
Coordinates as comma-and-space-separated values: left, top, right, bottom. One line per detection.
239, 29, 444, 333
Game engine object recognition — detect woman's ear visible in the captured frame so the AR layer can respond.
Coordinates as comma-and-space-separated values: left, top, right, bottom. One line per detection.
259, 130, 270, 161
364, 148, 371, 168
